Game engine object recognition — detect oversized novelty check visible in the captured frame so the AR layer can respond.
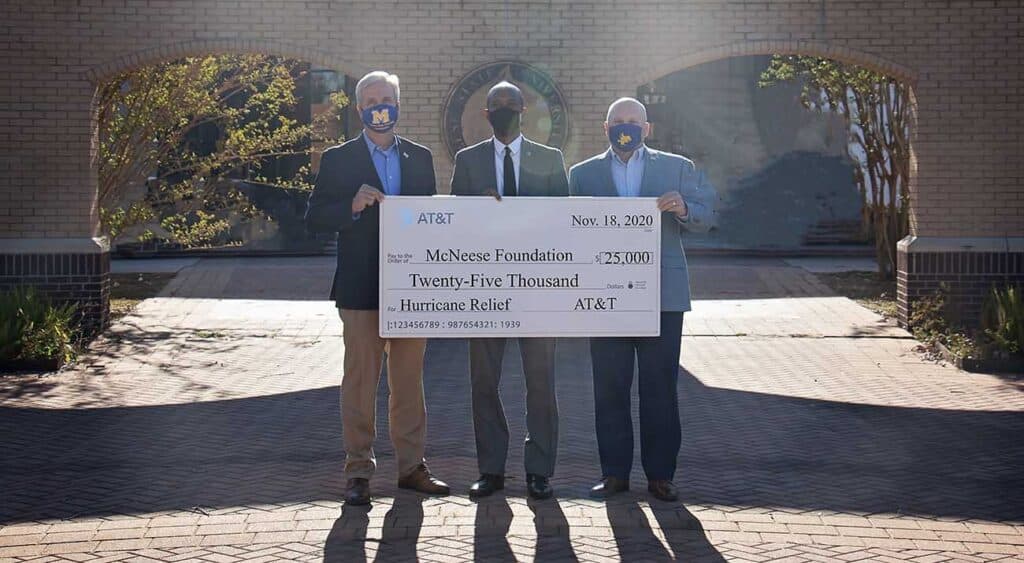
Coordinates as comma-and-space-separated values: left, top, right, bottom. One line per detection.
379, 196, 661, 338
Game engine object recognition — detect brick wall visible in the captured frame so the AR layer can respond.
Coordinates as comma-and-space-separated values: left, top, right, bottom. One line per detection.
898, 238, 1024, 330
1, 0, 1022, 329
0, 241, 111, 336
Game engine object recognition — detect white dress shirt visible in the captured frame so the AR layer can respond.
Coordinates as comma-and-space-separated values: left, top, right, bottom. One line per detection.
493, 134, 523, 196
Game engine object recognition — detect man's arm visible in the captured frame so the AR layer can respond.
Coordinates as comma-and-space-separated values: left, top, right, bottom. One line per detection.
568, 165, 582, 196
549, 150, 570, 196
676, 165, 715, 233
450, 150, 470, 196
305, 150, 356, 233
422, 148, 438, 195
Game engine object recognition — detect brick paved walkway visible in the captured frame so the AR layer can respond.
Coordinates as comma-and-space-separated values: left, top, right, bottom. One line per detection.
2, 257, 1022, 562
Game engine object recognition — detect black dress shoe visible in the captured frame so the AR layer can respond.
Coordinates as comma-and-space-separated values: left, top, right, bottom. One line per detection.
526, 474, 553, 500
647, 480, 679, 502
469, 474, 504, 499
590, 476, 629, 499
344, 478, 371, 505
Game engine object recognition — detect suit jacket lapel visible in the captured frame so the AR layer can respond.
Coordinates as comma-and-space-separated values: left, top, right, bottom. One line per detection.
482, 139, 497, 195
597, 150, 618, 197
395, 135, 413, 195
355, 131, 383, 190
519, 138, 536, 195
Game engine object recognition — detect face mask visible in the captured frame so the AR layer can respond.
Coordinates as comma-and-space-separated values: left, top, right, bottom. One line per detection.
361, 103, 399, 132
487, 107, 521, 137
608, 123, 644, 152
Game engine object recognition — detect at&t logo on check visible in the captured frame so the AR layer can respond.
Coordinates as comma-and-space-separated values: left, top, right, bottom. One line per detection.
400, 208, 455, 227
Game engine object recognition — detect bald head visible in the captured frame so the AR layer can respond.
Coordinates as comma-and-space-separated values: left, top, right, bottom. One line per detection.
486, 81, 525, 110
606, 97, 648, 124
604, 97, 651, 155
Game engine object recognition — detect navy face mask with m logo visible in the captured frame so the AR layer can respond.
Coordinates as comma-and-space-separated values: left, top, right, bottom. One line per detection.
361, 103, 399, 132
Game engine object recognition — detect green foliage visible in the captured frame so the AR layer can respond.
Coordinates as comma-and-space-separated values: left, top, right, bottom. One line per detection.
96, 54, 349, 246
160, 210, 234, 248
909, 285, 976, 359
910, 292, 945, 339
0, 287, 78, 365
982, 285, 1024, 355
760, 56, 911, 280
100, 201, 156, 241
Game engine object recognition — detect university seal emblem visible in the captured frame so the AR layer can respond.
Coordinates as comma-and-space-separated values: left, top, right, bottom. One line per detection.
441, 61, 570, 158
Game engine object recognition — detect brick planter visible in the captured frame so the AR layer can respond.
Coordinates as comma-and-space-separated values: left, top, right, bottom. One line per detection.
898, 236, 1024, 330
935, 342, 1024, 376
0, 238, 110, 337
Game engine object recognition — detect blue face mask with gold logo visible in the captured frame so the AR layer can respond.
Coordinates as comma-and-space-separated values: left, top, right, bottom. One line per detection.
361, 103, 399, 133
608, 123, 643, 152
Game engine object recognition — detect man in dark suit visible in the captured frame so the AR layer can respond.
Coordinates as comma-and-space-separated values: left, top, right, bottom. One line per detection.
450, 81, 569, 500
305, 71, 449, 505
569, 97, 716, 502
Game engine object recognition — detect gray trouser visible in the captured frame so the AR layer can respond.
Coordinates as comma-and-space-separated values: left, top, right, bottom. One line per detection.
469, 337, 558, 477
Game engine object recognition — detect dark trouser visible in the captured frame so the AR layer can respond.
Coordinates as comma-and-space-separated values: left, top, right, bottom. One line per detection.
469, 337, 558, 477
590, 312, 683, 481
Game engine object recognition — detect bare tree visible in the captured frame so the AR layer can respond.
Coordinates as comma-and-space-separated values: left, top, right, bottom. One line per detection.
760, 56, 911, 278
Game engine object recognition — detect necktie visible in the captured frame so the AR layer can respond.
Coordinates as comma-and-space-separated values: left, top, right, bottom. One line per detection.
503, 146, 517, 197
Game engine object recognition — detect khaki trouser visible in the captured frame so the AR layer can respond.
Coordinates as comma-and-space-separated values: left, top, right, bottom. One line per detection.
339, 308, 427, 480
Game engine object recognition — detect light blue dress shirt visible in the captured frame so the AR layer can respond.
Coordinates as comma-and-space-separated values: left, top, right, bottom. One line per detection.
610, 145, 645, 198
364, 133, 402, 196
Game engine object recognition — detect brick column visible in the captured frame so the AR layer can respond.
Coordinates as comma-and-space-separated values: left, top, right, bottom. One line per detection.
0, 238, 111, 336
897, 236, 1024, 330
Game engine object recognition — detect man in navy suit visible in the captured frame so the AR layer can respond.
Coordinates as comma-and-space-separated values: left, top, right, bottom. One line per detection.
569, 97, 716, 502
305, 71, 449, 505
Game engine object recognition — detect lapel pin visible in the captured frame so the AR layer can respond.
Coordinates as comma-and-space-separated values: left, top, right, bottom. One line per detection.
403, 152, 409, 158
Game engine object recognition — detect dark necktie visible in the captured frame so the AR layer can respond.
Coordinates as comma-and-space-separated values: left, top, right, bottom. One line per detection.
503, 146, 517, 197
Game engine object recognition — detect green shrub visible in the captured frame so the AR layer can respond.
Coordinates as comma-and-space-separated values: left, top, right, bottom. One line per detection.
910, 289, 948, 342
910, 284, 976, 359
0, 287, 78, 365
982, 285, 1024, 355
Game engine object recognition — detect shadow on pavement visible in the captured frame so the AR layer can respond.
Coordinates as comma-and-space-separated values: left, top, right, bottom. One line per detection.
324, 503, 369, 563
323, 495, 426, 562
473, 496, 514, 561
608, 498, 726, 562
529, 497, 578, 562
2, 339, 1022, 525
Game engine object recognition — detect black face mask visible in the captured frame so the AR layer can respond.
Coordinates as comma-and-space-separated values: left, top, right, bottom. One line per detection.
487, 107, 521, 137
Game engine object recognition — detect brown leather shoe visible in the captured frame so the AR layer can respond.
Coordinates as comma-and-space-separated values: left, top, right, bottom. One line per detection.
647, 480, 679, 502
590, 476, 629, 499
345, 478, 371, 505
397, 463, 450, 495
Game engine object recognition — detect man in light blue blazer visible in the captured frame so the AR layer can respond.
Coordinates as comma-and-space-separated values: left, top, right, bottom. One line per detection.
568, 97, 715, 502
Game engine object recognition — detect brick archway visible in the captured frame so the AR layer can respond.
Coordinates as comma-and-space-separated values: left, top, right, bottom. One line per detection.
634, 40, 917, 87
630, 41, 933, 327
85, 36, 369, 231
629, 42, 914, 252
71, 39, 367, 332
83, 38, 369, 85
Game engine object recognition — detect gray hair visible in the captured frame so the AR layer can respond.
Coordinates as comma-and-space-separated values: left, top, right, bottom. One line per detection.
606, 97, 648, 122
355, 71, 400, 106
